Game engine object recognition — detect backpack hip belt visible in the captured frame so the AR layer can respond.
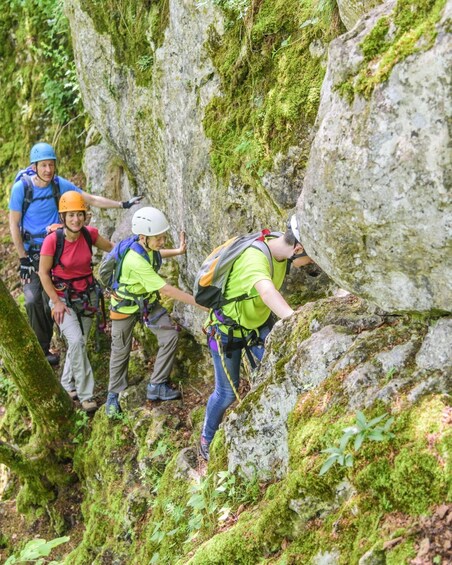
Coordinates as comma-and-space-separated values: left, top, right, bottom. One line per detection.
22, 230, 48, 243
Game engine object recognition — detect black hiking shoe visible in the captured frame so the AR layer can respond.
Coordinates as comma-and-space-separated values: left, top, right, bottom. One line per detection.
199, 437, 210, 461
146, 383, 181, 401
45, 352, 60, 366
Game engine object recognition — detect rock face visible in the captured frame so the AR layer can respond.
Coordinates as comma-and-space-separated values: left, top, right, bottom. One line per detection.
64, 0, 291, 289
336, 0, 380, 31
299, 1, 452, 313
83, 128, 135, 244
67, 0, 451, 317
223, 295, 452, 480
225, 320, 356, 479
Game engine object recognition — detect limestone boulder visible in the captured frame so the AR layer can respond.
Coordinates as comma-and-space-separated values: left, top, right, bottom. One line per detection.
64, 0, 286, 286
336, 0, 381, 31
298, 1, 452, 313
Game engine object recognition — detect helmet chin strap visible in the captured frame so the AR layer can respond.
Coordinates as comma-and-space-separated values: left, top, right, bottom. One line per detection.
289, 251, 308, 261
65, 225, 82, 235
61, 213, 85, 234
139, 235, 152, 251
289, 245, 308, 261
144, 235, 152, 251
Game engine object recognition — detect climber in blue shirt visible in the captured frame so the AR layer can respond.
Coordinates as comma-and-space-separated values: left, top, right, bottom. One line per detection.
9, 142, 143, 365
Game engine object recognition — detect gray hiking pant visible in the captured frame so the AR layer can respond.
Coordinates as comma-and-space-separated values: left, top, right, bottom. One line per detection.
50, 296, 95, 403
108, 304, 179, 394
23, 270, 53, 353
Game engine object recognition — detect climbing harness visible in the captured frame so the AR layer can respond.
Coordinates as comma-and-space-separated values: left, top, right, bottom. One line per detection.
142, 303, 181, 332
52, 275, 106, 337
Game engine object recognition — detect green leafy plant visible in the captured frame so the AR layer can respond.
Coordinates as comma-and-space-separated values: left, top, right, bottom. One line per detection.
28, 0, 82, 124
185, 469, 260, 541
384, 366, 397, 383
319, 411, 395, 475
0, 373, 17, 403
72, 410, 89, 444
107, 410, 132, 425
5, 536, 70, 564
150, 439, 170, 460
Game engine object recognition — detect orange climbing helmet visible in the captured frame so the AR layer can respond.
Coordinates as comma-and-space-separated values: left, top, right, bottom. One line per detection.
58, 191, 87, 213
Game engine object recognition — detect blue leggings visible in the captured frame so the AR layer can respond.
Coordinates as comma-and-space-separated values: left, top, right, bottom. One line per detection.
202, 325, 270, 443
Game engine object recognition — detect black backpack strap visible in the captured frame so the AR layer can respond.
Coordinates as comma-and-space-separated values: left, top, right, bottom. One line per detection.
53, 228, 65, 269
80, 226, 93, 258
20, 176, 34, 232
51, 177, 61, 210
153, 250, 162, 272
20, 175, 61, 243
21, 175, 61, 222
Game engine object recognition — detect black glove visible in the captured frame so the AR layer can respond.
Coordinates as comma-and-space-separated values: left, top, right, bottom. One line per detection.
19, 256, 35, 283
122, 195, 143, 209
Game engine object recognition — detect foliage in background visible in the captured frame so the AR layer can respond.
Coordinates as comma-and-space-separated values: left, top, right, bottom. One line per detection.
203, 0, 344, 181
0, 0, 86, 205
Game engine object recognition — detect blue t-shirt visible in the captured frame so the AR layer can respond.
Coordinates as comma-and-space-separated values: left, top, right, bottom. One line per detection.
9, 174, 82, 249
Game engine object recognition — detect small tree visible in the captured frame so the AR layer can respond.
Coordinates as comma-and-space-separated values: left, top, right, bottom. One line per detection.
0, 277, 77, 511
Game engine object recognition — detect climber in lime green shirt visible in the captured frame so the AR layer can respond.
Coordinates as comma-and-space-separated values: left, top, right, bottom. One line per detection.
106, 207, 206, 416
200, 215, 315, 461
212, 245, 289, 337
110, 245, 167, 316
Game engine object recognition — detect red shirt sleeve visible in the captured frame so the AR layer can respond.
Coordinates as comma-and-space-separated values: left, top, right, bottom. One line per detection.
40, 232, 57, 257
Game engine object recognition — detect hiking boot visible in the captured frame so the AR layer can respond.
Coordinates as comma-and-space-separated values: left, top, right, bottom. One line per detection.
45, 352, 60, 366
68, 389, 78, 401
81, 398, 98, 413
146, 383, 181, 401
105, 392, 121, 417
199, 437, 210, 461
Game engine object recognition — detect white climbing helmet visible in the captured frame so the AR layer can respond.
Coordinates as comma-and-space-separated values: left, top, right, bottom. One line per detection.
132, 207, 170, 236
289, 214, 301, 244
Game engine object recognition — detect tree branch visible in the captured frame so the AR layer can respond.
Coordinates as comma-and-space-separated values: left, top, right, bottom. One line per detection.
0, 440, 36, 477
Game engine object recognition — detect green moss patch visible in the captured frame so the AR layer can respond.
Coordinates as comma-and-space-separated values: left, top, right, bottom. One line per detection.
79, 0, 169, 86
204, 0, 344, 180
337, 0, 447, 101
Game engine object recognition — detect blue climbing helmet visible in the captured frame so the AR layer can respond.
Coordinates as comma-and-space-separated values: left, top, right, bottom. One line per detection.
29, 142, 57, 164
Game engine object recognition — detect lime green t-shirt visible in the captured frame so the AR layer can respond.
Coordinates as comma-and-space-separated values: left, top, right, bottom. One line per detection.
210, 243, 288, 335
110, 249, 166, 315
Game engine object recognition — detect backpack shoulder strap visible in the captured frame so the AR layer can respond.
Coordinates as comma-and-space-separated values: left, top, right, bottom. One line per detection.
80, 226, 93, 256
53, 228, 65, 269
53, 226, 93, 270
20, 175, 34, 223
51, 177, 61, 209
130, 241, 152, 263
250, 230, 283, 278
152, 250, 162, 272
112, 238, 149, 289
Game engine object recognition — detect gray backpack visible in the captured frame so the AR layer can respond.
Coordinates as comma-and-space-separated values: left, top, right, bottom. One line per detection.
193, 229, 282, 310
